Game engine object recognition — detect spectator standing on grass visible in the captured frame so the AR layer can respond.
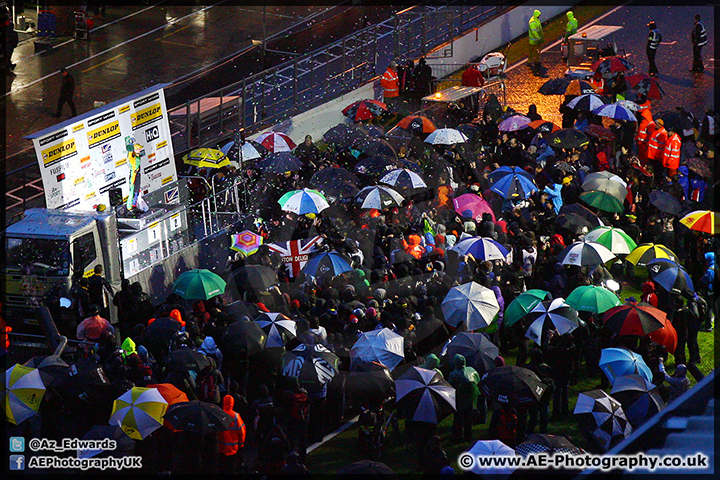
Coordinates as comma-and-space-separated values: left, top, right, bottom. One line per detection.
448, 354, 480, 442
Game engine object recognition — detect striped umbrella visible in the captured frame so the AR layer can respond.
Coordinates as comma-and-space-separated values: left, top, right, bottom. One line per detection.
424, 128, 468, 145
254, 313, 296, 349
603, 302, 666, 337
566, 93, 606, 111
574, 389, 632, 452
566, 285, 622, 314
557, 241, 616, 266
255, 131, 296, 153
3, 364, 46, 425
610, 375, 666, 428
648, 316, 678, 354
498, 115, 532, 132
450, 236, 509, 262
109, 387, 168, 440
379, 168, 427, 189
524, 298, 579, 346
503, 290, 551, 328
356, 185, 404, 210
646, 258, 694, 295
182, 148, 231, 169
278, 188, 330, 215
584, 227, 637, 255
625, 243, 677, 266
516, 434, 586, 456
396, 115, 437, 133
592, 103, 637, 122
599, 348, 653, 384
395, 367, 456, 424
231, 230, 263, 256
442, 282, 500, 331
282, 343, 339, 387
680, 210, 720, 234
220, 139, 267, 163
146, 383, 190, 432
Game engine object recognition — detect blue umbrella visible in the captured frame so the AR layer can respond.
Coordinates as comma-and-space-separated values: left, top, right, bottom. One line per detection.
488, 166, 538, 200
599, 348, 652, 385
301, 251, 353, 278
592, 103, 637, 122
646, 258, 694, 295
450, 237, 509, 262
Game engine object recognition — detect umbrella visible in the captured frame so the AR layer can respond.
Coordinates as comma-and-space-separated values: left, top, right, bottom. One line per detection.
685, 158, 713, 179
583, 170, 627, 188
278, 188, 330, 215
342, 99, 389, 122
524, 298, 579, 346
352, 137, 397, 159
610, 375, 666, 428
527, 119, 561, 134
350, 328, 405, 371
229, 264, 279, 292
557, 241, 616, 266
314, 181, 359, 203
442, 282, 500, 331
164, 400, 235, 434
182, 148, 230, 169
554, 161, 576, 174
395, 366, 455, 424
488, 166, 538, 200
452, 193, 496, 222
584, 226, 637, 255
221, 320, 267, 357
655, 110, 694, 134
3, 364, 46, 425
309, 167, 359, 187
603, 301, 666, 337
503, 289, 551, 328
220, 139, 267, 164
109, 387, 168, 440
441, 332, 500, 374
356, 185, 404, 210
143, 317, 182, 352
555, 212, 597, 235
345, 361, 395, 403
565, 78, 596, 96
548, 128, 590, 150
646, 258, 694, 295
78, 425, 135, 459
584, 124, 616, 142
23, 355, 70, 388
574, 389, 632, 452
361, 124, 386, 138
480, 365, 547, 407
255, 152, 302, 174
580, 190, 625, 213
680, 210, 720, 234
337, 460, 396, 477
354, 155, 402, 179
592, 103, 637, 122
624, 74, 665, 100
379, 169, 427, 189
497, 115, 532, 132
172, 269, 226, 301
450, 236, 509, 262
231, 230, 263, 256
538, 77, 594, 96
625, 243, 677, 266
254, 313, 296, 349
558, 203, 603, 228
616, 99, 640, 112
591, 56, 633, 78
566, 285, 622, 314
323, 123, 366, 151
516, 434, 585, 456
301, 251, 353, 278
146, 383, 189, 405
456, 123, 483, 143
424, 128, 468, 145
566, 94, 606, 112
56, 358, 112, 407
396, 115, 437, 134
465, 440, 517, 476
384, 125, 414, 152
164, 347, 211, 374
282, 343, 339, 387
648, 315, 678, 354
255, 131, 296, 153
599, 348, 653, 384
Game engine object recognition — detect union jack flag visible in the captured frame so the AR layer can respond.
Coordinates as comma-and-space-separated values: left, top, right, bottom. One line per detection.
267, 236, 323, 278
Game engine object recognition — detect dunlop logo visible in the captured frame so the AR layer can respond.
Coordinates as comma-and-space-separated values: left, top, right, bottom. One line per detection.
156, 140, 167, 149
162, 175, 174, 185
42, 139, 77, 167
87, 121, 121, 148
131, 103, 162, 130
115, 158, 128, 167
119, 104, 130, 114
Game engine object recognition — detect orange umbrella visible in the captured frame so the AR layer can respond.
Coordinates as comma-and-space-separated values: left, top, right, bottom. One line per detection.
527, 120, 560, 134
147, 383, 189, 431
396, 115, 437, 134
648, 316, 678, 354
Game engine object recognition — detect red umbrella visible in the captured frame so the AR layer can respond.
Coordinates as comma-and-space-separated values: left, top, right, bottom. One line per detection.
342, 99, 389, 122
603, 302, 666, 336
584, 124, 616, 142
624, 74, 665, 100
396, 115, 437, 134
591, 56, 633, 79
147, 383, 190, 432
648, 316, 678, 354
527, 120, 560, 134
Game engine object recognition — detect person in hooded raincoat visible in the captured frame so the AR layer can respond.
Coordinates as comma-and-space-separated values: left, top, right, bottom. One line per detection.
528, 10, 544, 72
199, 335, 223, 372
218, 394, 246, 474
448, 354, 480, 441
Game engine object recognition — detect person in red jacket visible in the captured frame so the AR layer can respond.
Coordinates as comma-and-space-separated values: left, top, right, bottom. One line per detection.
461, 63, 485, 87
636, 112, 657, 162
380, 60, 400, 108
641, 280, 659, 307
403, 234, 426, 259
218, 394, 247, 474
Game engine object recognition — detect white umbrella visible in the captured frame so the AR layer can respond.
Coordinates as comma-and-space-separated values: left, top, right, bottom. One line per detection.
566, 93, 606, 111
278, 188, 330, 215
450, 237, 510, 262
3, 364, 46, 425
379, 169, 427, 189
350, 328, 405, 371
557, 241, 616, 266
465, 440, 517, 477
524, 298, 579, 345
441, 282, 500, 331
254, 313, 296, 349
356, 185, 404, 210
424, 128, 468, 145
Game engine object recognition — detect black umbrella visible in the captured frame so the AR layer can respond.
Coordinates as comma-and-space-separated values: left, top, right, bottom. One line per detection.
384, 125, 414, 152
23, 355, 70, 387
649, 190, 682, 216
165, 347, 211, 374
573, 389, 633, 452
442, 332, 499, 375
655, 111, 693, 133
456, 123, 483, 144
164, 400, 235, 434
282, 343, 339, 387
480, 365, 547, 407
79, 425, 135, 459
143, 317, 182, 352
538, 77, 572, 95
352, 137, 397, 160
56, 358, 113, 407
324, 123, 367, 151
315, 181, 360, 204
395, 366, 456, 424
610, 374, 666, 428
555, 203, 602, 233
337, 460, 397, 477
345, 360, 395, 405
255, 152, 302, 174
221, 320, 267, 357
229, 265, 279, 293
360, 124, 386, 138
516, 434, 585, 456
354, 154, 402, 179
309, 167, 359, 187
548, 128, 590, 150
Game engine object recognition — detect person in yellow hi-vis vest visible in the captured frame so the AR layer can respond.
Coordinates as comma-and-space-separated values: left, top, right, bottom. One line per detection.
528, 10, 544, 73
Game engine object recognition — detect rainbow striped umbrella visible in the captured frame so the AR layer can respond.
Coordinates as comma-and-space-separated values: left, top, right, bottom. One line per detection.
231, 230, 263, 256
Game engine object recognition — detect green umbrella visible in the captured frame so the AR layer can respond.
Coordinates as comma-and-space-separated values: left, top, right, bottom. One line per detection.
566, 285, 622, 314
584, 227, 637, 255
172, 269, 227, 300
503, 289, 551, 327
580, 190, 625, 213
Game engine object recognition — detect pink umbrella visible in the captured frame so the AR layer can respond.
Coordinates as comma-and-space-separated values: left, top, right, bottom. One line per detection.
255, 131, 297, 153
453, 193, 496, 222
498, 115, 531, 132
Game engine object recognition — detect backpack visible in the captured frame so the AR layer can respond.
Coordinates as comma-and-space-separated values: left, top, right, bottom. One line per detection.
288, 391, 309, 421
197, 368, 217, 402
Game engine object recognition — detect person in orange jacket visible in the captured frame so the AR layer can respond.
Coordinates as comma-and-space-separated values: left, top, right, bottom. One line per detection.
636, 112, 657, 162
218, 394, 247, 474
380, 60, 400, 108
403, 234, 426, 259
646, 118, 667, 165
661, 125, 682, 177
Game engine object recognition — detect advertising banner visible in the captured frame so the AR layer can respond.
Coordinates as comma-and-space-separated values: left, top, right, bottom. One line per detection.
27, 84, 177, 212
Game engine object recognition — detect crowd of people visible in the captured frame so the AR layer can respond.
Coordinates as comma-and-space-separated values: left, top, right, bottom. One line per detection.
14, 42, 718, 477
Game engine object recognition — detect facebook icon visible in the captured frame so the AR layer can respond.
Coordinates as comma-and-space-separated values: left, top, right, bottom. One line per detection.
10, 454, 25, 470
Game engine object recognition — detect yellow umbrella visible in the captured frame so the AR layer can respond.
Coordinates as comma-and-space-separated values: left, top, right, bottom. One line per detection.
109, 387, 168, 440
680, 210, 720, 235
3, 364, 46, 425
182, 148, 231, 169
625, 243, 677, 267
